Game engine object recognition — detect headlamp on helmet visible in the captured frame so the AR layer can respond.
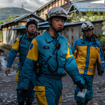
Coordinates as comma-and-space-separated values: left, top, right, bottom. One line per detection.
25, 18, 39, 28
47, 7, 67, 21
81, 21, 94, 32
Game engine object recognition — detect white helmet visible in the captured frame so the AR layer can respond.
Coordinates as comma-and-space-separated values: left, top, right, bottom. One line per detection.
81, 21, 94, 32
25, 18, 39, 28
46, 7, 67, 21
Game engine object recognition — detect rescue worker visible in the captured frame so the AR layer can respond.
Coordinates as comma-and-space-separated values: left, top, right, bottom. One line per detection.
72, 21, 105, 105
22, 7, 85, 105
5, 18, 39, 105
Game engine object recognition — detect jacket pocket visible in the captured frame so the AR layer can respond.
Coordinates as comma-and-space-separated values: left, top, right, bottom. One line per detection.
33, 86, 48, 105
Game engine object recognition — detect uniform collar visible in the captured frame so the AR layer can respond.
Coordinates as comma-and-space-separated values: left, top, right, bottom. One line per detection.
81, 35, 95, 42
24, 33, 28, 39
44, 29, 60, 43
24, 33, 36, 40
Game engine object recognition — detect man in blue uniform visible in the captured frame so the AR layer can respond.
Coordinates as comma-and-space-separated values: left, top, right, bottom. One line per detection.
72, 21, 105, 105
5, 18, 39, 105
22, 7, 85, 105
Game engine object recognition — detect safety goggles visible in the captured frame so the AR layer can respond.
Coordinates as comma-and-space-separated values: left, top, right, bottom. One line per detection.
83, 25, 94, 31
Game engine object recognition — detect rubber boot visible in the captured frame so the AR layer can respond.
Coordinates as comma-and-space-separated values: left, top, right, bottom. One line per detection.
18, 101, 24, 105
77, 101, 83, 105
83, 100, 88, 105
26, 101, 32, 105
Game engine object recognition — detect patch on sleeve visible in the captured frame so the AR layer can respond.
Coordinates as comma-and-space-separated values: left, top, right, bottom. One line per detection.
43, 46, 50, 49
30, 43, 33, 49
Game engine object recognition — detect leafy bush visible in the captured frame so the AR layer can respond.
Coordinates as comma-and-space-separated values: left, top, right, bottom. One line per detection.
97, 34, 105, 58
0, 31, 2, 41
67, 11, 105, 22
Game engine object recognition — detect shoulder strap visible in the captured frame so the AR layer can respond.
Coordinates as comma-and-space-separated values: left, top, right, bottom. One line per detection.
42, 40, 59, 65
18, 35, 24, 52
19, 35, 24, 44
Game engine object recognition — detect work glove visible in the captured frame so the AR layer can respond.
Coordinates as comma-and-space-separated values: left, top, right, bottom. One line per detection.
76, 81, 85, 91
98, 70, 104, 76
22, 89, 29, 102
97, 61, 104, 76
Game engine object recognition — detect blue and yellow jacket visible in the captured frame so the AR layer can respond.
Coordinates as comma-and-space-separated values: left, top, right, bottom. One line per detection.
72, 35, 105, 75
7, 33, 36, 70
22, 30, 85, 88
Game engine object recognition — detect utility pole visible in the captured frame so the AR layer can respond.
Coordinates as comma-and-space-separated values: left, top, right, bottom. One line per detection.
22, 4, 24, 9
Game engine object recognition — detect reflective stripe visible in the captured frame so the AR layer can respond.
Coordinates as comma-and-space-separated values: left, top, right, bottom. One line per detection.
79, 68, 84, 71
100, 61, 105, 63
66, 43, 73, 59
15, 69, 19, 82
79, 68, 95, 72
88, 70, 95, 72
59, 93, 62, 103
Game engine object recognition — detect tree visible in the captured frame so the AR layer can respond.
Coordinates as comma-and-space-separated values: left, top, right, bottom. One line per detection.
5, 15, 20, 22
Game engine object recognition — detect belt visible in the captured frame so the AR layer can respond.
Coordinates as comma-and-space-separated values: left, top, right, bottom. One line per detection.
40, 74, 61, 80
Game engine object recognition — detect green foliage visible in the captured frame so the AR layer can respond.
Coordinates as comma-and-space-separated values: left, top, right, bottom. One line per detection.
5, 15, 20, 22
0, 22, 3, 25
97, 34, 105, 57
68, 10, 105, 22
6, 15, 14, 22
0, 7, 31, 22
102, 21, 105, 35
67, 11, 82, 22
0, 31, 2, 41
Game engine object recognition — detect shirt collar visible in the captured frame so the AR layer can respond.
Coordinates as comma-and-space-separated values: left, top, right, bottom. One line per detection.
24, 33, 36, 40
81, 35, 95, 42
44, 29, 60, 43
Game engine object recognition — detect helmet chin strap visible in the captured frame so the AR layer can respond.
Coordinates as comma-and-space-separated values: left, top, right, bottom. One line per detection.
27, 31, 35, 36
50, 21, 63, 39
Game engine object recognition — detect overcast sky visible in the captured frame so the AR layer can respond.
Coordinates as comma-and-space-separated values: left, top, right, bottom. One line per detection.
0, 0, 51, 12
0, 0, 104, 12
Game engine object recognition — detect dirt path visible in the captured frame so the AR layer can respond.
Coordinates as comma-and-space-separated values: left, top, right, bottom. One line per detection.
0, 49, 105, 105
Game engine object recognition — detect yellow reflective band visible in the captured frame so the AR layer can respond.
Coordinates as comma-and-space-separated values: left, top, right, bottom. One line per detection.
27, 39, 38, 61
12, 37, 20, 50
79, 68, 95, 75
93, 76, 94, 84
15, 69, 19, 82
98, 52, 101, 62
73, 49, 77, 59
33, 86, 48, 105
66, 43, 73, 59
59, 93, 62, 103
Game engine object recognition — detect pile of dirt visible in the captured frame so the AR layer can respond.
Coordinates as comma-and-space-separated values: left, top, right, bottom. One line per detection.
0, 42, 11, 51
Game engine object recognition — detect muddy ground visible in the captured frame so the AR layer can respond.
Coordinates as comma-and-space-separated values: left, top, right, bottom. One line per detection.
0, 49, 105, 105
